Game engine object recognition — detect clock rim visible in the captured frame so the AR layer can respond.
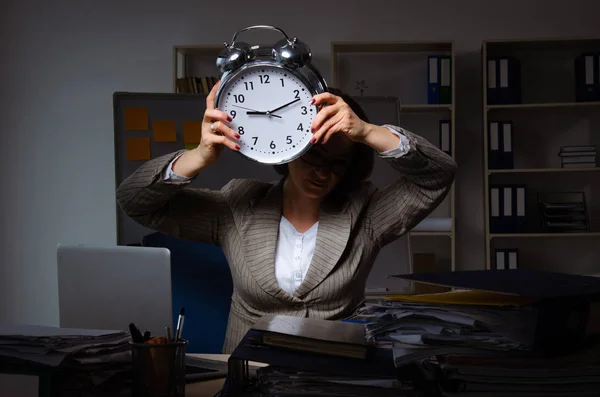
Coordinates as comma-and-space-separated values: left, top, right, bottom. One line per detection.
214, 60, 326, 165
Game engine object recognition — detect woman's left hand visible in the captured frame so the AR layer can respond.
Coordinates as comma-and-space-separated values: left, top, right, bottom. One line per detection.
309, 92, 369, 144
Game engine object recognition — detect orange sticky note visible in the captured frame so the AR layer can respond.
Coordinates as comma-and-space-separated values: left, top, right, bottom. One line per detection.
152, 120, 177, 142
182, 121, 202, 144
124, 107, 148, 131
184, 143, 197, 151
126, 137, 151, 160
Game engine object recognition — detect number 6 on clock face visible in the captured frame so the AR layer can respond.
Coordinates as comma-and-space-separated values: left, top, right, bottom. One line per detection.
215, 64, 317, 164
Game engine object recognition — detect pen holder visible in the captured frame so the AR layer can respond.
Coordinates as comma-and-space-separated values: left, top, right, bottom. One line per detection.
130, 339, 188, 397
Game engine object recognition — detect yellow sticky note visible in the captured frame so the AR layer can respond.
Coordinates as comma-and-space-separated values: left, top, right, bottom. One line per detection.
126, 137, 151, 161
124, 107, 149, 131
182, 121, 202, 144
184, 143, 197, 150
152, 120, 177, 142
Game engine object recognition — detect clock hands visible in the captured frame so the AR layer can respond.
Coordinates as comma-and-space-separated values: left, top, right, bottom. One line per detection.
232, 104, 282, 118
242, 98, 302, 118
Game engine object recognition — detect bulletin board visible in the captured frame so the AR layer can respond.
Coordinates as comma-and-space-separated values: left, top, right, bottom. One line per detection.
113, 92, 279, 246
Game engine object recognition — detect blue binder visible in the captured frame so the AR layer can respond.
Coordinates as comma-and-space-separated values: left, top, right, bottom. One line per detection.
575, 52, 600, 102
427, 55, 440, 104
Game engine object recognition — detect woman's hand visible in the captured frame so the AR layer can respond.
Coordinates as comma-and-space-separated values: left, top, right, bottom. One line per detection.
309, 92, 401, 153
309, 92, 369, 144
171, 81, 240, 177
193, 81, 241, 167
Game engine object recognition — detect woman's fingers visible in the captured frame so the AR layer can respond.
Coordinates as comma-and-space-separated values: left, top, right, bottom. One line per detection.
204, 108, 232, 124
210, 120, 241, 142
205, 80, 221, 110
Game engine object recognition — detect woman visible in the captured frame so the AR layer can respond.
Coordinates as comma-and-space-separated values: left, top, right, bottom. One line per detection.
116, 82, 457, 353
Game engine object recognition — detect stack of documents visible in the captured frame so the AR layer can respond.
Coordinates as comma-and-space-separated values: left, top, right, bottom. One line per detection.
0, 324, 131, 395
255, 366, 419, 397
347, 268, 600, 396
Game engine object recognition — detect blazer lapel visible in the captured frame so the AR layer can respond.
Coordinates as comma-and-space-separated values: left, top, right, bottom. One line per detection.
294, 201, 351, 298
240, 179, 294, 302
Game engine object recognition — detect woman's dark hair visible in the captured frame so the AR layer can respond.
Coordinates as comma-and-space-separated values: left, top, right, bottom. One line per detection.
273, 87, 375, 199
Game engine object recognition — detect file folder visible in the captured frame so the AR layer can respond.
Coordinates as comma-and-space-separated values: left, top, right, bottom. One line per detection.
427, 56, 440, 104
489, 185, 501, 233
487, 121, 501, 169
486, 57, 499, 104
439, 56, 452, 104
575, 52, 600, 102
439, 120, 451, 156
501, 121, 514, 169
499, 56, 522, 104
513, 184, 527, 232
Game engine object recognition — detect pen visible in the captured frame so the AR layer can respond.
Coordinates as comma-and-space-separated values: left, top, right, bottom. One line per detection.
175, 308, 185, 341
165, 326, 172, 342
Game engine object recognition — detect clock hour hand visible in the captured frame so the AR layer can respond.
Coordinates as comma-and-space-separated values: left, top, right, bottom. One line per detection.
268, 98, 301, 114
246, 111, 282, 119
232, 105, 282, 119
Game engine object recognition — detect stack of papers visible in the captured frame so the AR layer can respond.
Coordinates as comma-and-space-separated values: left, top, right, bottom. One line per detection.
0, 324, 132, 395
255, 366, 420, 397
349, 288, 600, 396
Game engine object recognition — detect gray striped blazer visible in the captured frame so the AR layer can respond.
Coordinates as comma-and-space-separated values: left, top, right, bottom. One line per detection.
116, 125, 457, 353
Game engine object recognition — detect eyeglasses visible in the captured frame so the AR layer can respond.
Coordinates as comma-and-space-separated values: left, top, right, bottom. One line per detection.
300, 149, 350, 176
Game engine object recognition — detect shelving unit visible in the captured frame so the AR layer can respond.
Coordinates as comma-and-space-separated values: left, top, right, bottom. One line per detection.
331, 41, 456, 293
172, 45, 223, 93
482, 37, 600, 273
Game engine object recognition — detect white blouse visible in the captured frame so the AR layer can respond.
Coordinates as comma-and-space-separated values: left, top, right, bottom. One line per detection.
163, 126, 410, 294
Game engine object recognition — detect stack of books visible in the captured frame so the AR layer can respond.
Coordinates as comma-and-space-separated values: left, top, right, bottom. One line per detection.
559, 145, 597, 168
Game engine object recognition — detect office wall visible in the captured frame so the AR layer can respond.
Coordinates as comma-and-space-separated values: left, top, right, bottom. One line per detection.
1, 0, 599, 326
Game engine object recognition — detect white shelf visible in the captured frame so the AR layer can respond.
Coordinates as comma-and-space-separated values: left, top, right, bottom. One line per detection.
490, 232, 600, 239
488, 167, 600, 174
482, 37, 600, 272
411, 231, 452, 237
487, 101, 600, 110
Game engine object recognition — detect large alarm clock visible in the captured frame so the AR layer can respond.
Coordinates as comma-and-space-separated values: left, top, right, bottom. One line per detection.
214, 25, 328, 165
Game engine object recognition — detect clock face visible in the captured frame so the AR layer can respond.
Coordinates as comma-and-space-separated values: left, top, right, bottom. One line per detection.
216, 64, 317, 164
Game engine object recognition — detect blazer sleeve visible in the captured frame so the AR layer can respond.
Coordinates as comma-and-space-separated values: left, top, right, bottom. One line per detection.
115, 150, 235, 246
364, 125, 457, 247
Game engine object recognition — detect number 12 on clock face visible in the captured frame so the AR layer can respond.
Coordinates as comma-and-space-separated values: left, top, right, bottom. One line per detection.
217, 64, 317, 164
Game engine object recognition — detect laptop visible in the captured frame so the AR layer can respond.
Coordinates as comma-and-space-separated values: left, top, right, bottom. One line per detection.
56, 243, 228, 381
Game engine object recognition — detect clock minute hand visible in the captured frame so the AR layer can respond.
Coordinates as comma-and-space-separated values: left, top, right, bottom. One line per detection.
268, 98, 301, 114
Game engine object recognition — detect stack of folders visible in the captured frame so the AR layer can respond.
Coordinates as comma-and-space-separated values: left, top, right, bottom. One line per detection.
427, 55, 452, 105
559, 145, 597, 168
489, 184, 526, 233
227, 315, 427, 396
538, 191, 590, 233
494, 248, 519, 270
486, 56, 521, 105
349, 269, 600, 397
0, 325, 131, 396
487, 120, 513, 169
575, 52, 600, 102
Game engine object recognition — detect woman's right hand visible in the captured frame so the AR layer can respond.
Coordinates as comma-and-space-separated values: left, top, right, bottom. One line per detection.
172, 81, 240, 177
194, 80, 241, 167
